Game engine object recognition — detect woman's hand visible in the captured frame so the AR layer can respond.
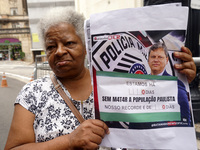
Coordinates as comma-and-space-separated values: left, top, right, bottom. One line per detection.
173, 46, 196, 83
68, 119, 109, 150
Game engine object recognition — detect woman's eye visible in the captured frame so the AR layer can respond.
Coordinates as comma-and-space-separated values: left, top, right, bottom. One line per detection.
65, 41, 75, 47
46, 46, 56, 51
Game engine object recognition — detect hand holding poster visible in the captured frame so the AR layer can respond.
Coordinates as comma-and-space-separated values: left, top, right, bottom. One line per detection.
85, 4, 197, 150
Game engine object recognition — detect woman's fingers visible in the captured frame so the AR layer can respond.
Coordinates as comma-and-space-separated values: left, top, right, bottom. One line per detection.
173, 46, 196, 83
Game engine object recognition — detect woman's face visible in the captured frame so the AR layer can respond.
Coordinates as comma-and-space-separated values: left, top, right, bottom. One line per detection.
45, 23, 86, 78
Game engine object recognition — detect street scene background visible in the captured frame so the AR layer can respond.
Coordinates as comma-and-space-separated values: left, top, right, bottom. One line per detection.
0, 61, 34, 149
0, 0, 200, 149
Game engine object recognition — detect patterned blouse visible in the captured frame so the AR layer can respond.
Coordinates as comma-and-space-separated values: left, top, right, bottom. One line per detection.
15, 76, 95, 143
15, 76, 137, 150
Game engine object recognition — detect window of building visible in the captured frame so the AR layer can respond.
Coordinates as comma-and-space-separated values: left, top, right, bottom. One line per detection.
10, 7, 18, 15
12, 22, 19, 28
9, 0, 18, 5
24, 22, 29, 27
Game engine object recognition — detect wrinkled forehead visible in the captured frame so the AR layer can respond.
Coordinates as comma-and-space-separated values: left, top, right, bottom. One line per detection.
44, 23, 77, 42
45, 22, 75, 36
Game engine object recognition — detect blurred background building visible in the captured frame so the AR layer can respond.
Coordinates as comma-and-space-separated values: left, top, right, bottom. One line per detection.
0, 0, 31, 61
75, 0, 143, 19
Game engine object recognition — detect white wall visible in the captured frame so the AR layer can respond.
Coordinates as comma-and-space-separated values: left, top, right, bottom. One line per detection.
75, 0, 143, 19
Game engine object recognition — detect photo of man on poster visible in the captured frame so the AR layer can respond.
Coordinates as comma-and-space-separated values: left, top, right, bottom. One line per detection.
148, 42, 191, 126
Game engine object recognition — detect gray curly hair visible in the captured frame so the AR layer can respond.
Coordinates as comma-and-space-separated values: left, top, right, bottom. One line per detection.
38, 7, 85, 48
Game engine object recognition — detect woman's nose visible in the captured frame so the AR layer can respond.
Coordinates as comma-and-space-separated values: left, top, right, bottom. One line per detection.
55, 44, 67, 56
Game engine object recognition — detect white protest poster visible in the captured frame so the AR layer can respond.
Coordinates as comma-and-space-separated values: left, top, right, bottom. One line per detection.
85, 5, 197, 150
96, 71, 180, 122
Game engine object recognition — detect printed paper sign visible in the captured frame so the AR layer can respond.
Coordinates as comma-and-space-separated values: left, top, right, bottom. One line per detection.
85, 5, 197, 149
96, 71, 180, 123
32, 33, 39, 42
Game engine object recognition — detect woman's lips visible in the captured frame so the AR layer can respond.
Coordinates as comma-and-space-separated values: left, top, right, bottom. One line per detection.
56, 60, 71, 66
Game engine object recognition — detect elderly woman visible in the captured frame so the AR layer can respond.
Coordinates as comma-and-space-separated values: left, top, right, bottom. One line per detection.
5, 8, 109, 150
5, 7, 196, 150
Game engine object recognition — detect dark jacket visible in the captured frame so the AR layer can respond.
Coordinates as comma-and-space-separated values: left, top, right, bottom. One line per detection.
162, 70, 191, 125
